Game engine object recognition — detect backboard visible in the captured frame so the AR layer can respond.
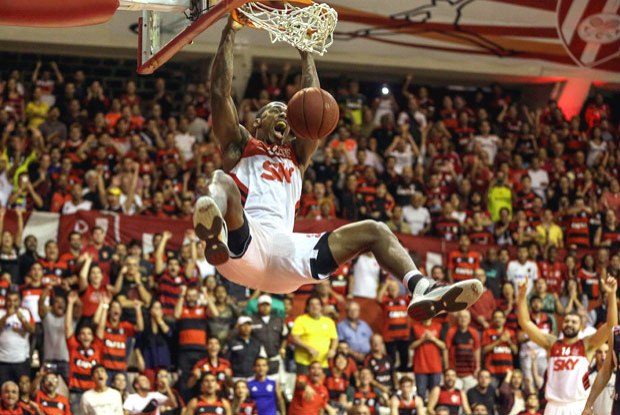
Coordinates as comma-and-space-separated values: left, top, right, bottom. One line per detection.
124, 0, 249, 74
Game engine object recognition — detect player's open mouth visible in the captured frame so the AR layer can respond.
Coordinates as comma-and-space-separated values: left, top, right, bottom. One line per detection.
273, 120, 288, 140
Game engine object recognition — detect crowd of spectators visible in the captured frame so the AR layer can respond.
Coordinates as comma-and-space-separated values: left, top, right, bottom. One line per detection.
0, 57, 619, 415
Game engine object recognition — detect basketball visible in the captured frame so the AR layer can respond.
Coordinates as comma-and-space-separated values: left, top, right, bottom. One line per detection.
287, 87, 339, 140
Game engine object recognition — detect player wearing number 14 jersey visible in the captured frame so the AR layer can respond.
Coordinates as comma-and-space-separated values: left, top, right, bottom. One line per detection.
517, 275, 617, 415
192, 16, 483, 321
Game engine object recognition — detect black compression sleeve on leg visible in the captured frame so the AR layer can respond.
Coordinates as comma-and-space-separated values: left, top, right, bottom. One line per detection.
227, 213, 251, 258
310, 232, 338, 280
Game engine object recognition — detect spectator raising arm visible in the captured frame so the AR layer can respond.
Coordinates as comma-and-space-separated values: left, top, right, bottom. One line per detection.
155, 230, 172, 275
65, 291, 80, 339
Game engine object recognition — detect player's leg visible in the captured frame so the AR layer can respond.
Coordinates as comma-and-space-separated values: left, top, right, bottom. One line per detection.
320, 220, 482, 321
194, 170, 248, 265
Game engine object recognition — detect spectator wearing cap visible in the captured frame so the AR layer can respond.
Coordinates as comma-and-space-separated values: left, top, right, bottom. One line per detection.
291, 296, 338, 375
250, 294, 287, 377
0, 291, 35, 387
79, 365, 123, 415
227, 316, 267, 382
337, 301, 372, 363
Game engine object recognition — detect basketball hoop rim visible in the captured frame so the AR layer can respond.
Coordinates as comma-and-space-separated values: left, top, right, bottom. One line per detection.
231, 0, 315, 29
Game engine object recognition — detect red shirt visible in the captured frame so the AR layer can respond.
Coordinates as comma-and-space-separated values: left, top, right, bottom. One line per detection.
34, 390, 70, 415
67, 336, 103, 393
80, 284, 107, 318
288, 376, 328, 415
411, 322, 443, 374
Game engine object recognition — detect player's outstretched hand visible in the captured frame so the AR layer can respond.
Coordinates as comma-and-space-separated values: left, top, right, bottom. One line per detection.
227, 15, 243, 31
517, 277, 528, 302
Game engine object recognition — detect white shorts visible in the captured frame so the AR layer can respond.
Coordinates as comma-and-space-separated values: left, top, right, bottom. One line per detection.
544, 400, 587, 415
216, 215, 328, 294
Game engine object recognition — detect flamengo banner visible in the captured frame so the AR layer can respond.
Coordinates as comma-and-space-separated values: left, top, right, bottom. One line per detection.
5, 209, 507, 266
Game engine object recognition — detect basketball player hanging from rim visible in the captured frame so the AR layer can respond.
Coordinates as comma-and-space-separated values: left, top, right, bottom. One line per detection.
192, 15, 482, 321
517, 272, 617, 415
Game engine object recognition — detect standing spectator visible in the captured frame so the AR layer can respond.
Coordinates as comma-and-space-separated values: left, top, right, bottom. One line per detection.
38, 288, 70, 382
411, 318, 445, 401
250, 295, 287, 377
506, 245, 539, 294
174, 285, 209, 389
187, 338, 231, 393
290, 296, 338, 374
527, 279, 563, 316
537, 246, 566, 296
247, 357, 286, 415
466, 370, 496, 415
25, 88, 50, 129
184, 372, 231, 415
151, 78, 173, 119
376, 279, 411, 372
136, 300, 173, 383
0, 291, 35, 386
468, 269, 496, 331
38, 107, 67, 142
33, 371, 71, 415
83, 227, 114, 283
32, 61, 63, 107
349, 253, 382, 299
185, 105, 209, 142
535, 210, 563, 249
487, 172, 512, 222
123, 374, 177, 415
337, 301, 372, 363
474, 120, 500, 166
79, 365, 124, 415
402, 192, 432, 236
288, 361, 331, 415
445, 310, 480, 392
427, 369, 471, 415
65, 292, 103, 414
207, 284, 239, 345
227, 316, 266, 382
482, 310, 517, 386
497, 369, 530, 415
447, 234, 480, 283
95, 296, 143, 379
389, 376, 424, 415
386, 205, 412, 234
527, 157, 548, 200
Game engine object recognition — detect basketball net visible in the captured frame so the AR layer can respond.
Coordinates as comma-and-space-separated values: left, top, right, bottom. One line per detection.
233, 1, 338, 55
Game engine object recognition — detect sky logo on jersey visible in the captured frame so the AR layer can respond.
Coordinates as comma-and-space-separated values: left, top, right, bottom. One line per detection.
553, 357, 579, 371
261, 160, 295, 184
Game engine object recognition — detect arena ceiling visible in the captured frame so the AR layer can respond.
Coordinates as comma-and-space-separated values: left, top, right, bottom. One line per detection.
0, 0, 619, 84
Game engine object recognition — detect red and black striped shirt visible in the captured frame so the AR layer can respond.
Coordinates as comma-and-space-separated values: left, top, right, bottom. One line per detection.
101, 321, 135, 372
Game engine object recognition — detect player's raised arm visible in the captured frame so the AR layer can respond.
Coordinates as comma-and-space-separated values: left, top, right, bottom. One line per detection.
585, 274, 617, 357
583, 328, 615, 415
293, 49, 321, 169
210, 16, 248, 170
517, 277, 556, 352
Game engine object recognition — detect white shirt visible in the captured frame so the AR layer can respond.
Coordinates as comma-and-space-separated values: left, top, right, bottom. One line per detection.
473, 134, 500, 164
589, 370, 615, 415
123, 392, 169, 415
506, 260, 539, 294
528, 169, 549, 200
350, 254, 381, 299
42, 312, 70, 361
0, 171, 12, 207
80, 388, 124, 415
0, 308, 33, 362
174, 132, 196, 162
62, 199, 93, 214
398, 110, 427, 129
402, 205, 431, 235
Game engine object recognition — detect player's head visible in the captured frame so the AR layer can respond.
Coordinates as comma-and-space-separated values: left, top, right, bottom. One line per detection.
254, 101, 291, 145
562, 311, 581, 338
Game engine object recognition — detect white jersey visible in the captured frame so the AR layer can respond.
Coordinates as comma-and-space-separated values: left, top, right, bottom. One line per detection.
217, 137, 325, 294
546, 339, 591, 404
229, 137, 302, 232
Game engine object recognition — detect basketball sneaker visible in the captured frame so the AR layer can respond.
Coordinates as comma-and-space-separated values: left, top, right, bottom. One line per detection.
407, 278, 483, 321
193, 196, 230, 266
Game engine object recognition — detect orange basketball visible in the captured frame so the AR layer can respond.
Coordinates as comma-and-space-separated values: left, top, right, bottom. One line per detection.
287, 87, 339, 140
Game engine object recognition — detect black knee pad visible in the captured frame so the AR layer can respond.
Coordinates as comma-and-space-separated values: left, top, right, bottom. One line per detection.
228, 213, 251, 258
310, 232, 338, 280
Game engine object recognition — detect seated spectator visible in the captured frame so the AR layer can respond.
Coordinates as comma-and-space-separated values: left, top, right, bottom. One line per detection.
344, 368, 388, 415
111, 372, 129, 401
33, 371, 70, 415
337, 301, 372, 363
123, 374, 177, 415
498, 369, 531, 415
289, 362, 332, 415
363, 334, 395, 395
79, 365, 123, 415
506, 245, 538, 294
231, 380, 257, 415
386, 205, 412, 234
349, 252, 382, 299
0, 381, 30, 415
559, 278, 587, 316
184, 373, 231, 415
428, 369, 471, 415
389, 376, 424, 415
325, 352, 352, 411
466, 370, 496, 415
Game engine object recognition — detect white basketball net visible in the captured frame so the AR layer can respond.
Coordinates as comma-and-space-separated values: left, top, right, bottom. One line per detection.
236, 2, 338, 55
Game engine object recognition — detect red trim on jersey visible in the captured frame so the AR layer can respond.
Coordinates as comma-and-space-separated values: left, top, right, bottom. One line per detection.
241, 137, 299, 167
228, 172, 249, 203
